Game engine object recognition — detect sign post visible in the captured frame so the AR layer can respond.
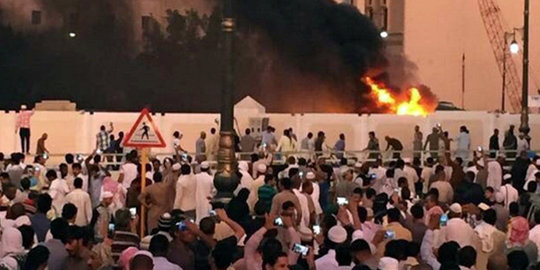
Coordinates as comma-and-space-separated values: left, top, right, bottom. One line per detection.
123, 108, 166, 238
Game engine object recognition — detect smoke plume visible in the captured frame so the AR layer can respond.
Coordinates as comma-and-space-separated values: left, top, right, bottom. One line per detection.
233, 0, 387, 113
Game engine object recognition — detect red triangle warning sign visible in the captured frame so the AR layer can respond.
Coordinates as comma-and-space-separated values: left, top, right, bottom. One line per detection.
123, 108, 166, 148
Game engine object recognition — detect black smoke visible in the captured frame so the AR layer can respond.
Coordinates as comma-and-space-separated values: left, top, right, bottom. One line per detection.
233, 0, 386, 112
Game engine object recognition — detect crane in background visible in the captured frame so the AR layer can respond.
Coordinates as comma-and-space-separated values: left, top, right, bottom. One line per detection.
477, 0, 522, 112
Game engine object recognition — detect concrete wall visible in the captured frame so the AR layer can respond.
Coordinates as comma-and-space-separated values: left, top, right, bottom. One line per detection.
1, 108, 539, 160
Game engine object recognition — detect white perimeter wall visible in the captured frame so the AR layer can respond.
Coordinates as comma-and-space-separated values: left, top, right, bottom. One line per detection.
2, 108, 540, 158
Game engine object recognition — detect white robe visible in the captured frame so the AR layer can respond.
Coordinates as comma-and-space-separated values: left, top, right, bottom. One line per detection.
487, 161, 503, 191
195, 172, 215, 224
48, 178, 70, 215
173, 174, 197, 212
65, 189, 93, 226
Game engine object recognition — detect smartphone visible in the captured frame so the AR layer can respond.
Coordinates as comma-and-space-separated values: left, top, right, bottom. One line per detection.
129, 207, 137, 219
108, 223, 115, 234
182, 153, 188, 161
76, 154, 84, 161
440, 214, 448, 227
209, 210, 216, 216
299, 171, 304, 178
477, 146, 483, 152
262, 143, 267, 148
369, 173, 377, 179
96, 149, 103, 155
436, 123, 441, 128
292, 243, 309, 256
313, 225, 321, 235
274, 217, 284, 226
43, 153, 48, 159
337, 197, 348, 206
385, 230, 396, 240
176, 221, 187, 231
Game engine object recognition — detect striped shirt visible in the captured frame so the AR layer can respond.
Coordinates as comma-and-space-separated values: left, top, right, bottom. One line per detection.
96, 130, 111, 151
16, 110, 34, 129
111, 230, 140, 265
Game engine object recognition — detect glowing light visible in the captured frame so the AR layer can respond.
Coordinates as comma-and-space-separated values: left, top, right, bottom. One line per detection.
380, 31, 388, 39
68, 32, 77, 38
364, 77, 435, 116
509, 40, 519, 54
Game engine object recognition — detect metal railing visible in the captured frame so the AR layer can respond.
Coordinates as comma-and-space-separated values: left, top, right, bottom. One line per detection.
29, 148, 534, 171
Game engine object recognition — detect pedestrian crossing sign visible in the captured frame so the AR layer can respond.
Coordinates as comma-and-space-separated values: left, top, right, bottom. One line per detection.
123, 108, 166, 148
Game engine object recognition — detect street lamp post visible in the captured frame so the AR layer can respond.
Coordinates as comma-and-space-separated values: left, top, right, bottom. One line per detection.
213, 0, 239, 203
520, 0, 530, 136
502, 30, 520, 112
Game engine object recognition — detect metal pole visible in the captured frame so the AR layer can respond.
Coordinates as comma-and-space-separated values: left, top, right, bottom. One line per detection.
139, 148, 147, 238
461, 53, 465, 109
520, 0, 530, 135
502, 37, 507, 112
213, 0, 239, 203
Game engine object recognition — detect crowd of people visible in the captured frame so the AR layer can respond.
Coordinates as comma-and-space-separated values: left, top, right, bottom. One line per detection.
0, 114, 538, 270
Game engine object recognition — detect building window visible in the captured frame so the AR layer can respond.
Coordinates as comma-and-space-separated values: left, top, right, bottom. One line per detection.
31, 10, 41, 25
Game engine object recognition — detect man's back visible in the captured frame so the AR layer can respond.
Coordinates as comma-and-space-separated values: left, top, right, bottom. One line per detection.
175, 175, 196, 211
430, 181, 453, 204
439, 217, 475, 247
240, 135, 256, 152
45, 238, 69, 270
270, 190, 300, 216
65, 189, 91, 226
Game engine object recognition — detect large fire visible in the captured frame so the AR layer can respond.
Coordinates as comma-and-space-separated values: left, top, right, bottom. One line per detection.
363, 77, 436, 116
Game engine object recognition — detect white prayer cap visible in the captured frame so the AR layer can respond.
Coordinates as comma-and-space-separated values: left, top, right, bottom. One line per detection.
449, 203, 462, 214
172, 163, 181, 171
536, 159, 540, 166
306, 172, 316, 180
133, 250, 153, 259
476, 160, 485, 167
102, 191, 114, 199
257, 164, 267, 173
403, 158, 412, 163
354, 162, 363, 168
504, 174, 512, 180
478, 203, 490, 211
328, 226, 347, 244
495, 192, 505, 203
352, 230, 365, 242
20, 104, 27, 110
378, 257, 399, 270
200, 161, 210, 169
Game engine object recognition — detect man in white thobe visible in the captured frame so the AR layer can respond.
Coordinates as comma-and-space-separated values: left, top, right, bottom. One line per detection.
305, 172, 323, 216
487, 155, 505, 191
517, 133, 529, 154
248, 163, 267, 212
455, 127, 470, 161
195, 162, 215, 224
499, 174, 519, 209
174, 164, 197, 220
237, 161, 253, 195
437, 203, 477, 248
403, 158, 419, 197
65, 178, 93, 226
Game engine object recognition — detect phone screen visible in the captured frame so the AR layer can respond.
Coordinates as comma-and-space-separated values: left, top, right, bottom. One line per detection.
337, 197, 348, 206
440, 214, 448, 227
177, 221, 187, 231
313, 225, 321, 235
108, 223, 115, 234
385, 230, 395, 240
292, 243, 309, 256
129, 207, 137, 218
274, 217, 283, 226
209, 210, 216, 216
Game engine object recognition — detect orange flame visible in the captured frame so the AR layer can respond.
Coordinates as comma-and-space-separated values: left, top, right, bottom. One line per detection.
364, 77, 435, 116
